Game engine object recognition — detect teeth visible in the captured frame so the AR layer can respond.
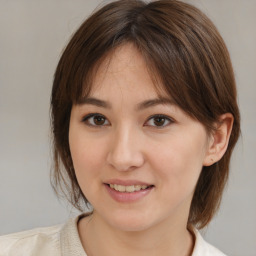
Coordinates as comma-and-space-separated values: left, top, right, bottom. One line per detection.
117, 184, 125, 192
126, 185, 135, 192
109, 184, 150, 193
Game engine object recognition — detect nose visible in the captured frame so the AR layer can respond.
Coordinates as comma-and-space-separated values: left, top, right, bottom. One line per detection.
106, 125, 145, 171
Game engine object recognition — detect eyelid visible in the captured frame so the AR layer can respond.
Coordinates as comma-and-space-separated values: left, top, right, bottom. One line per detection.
81, 113, 174, 128
81, 113, 110, 127
144, 114, 174, 128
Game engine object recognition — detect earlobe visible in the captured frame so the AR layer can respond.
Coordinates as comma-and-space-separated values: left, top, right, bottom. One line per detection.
203, 113, 234, 166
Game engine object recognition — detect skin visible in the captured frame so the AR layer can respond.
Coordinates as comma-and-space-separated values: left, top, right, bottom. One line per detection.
69, 43, 233, 256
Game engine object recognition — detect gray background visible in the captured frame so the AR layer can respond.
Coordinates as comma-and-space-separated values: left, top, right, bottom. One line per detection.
0, 1, 255, 255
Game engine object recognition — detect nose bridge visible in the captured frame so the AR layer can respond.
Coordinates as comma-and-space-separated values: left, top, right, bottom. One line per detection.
107, 122, 144, 171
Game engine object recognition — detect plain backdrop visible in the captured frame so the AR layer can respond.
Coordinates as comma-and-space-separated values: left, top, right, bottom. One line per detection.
0, 1, 255, 255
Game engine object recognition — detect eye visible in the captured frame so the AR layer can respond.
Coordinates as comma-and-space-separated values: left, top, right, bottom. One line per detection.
82, 113, 110, 127
145, 114, 173, 128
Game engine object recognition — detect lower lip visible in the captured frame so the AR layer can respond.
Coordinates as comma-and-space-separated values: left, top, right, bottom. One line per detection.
104, 184, 154, 203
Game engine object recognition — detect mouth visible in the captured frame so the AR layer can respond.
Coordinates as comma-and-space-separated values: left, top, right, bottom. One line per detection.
104, 181, 154, 203
106, 184, 154, 193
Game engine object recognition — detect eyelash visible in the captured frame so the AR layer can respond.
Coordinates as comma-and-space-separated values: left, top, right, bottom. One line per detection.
145, 114, 174, 128
81, 113, 174, 128
81, 113, 110, 127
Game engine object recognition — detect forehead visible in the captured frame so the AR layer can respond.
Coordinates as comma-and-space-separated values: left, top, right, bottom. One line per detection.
88, 43, 167, 99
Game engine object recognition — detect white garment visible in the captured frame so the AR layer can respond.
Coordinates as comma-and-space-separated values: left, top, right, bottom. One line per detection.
0, 214, 227, 256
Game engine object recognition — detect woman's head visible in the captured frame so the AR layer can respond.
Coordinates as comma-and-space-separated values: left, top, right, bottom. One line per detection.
51, 0, 240, 229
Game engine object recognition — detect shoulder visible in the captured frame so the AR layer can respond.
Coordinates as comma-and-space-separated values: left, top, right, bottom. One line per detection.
192, 229, 228, 256
0, 224, 62, 256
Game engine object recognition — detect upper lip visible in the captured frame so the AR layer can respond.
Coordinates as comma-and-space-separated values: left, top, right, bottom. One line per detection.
104, 179, 153, 186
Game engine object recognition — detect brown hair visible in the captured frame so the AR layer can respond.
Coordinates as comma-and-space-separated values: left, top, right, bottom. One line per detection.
51, 0, 240, 229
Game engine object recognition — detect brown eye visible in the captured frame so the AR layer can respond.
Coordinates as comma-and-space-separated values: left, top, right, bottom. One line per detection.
93, 116, 106, 125
145, 114, 173, 128
153, 117, 166, 126
82, 114, 110, 127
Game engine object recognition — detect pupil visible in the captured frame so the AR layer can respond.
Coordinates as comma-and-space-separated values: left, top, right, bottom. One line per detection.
154, 117, 165, 126
94, 116, 105, 125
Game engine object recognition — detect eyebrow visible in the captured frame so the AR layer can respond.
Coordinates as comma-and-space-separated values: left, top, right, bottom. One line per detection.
136, 98, 176, 110
78, 97, 111, 108
78, 97, 175, 110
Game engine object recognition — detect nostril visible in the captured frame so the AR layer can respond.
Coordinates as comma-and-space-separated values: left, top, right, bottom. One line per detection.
106, 152, 145, 172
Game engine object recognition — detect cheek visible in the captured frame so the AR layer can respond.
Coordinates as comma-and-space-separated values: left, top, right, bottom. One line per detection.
70, 127, 104, 168
69, 133, 106, 193
149, 133, 206, 192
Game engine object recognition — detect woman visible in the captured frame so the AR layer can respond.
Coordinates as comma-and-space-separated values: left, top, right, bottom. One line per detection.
0, 0, 240, 255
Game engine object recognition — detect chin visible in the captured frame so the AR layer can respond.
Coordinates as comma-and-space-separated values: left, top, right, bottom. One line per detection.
104, 209, 155, 232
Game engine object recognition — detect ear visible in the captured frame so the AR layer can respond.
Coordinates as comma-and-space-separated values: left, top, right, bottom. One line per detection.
203, 113, 234, 166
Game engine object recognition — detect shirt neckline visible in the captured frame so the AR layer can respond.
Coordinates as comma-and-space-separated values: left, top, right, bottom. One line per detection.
60, 213, 217, 256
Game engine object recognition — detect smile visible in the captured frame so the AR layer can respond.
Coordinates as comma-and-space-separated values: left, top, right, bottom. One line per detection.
104, 182, 154, 203
108, 184, 152, 193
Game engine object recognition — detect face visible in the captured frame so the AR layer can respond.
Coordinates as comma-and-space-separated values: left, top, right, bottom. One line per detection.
69, 43, 211, 232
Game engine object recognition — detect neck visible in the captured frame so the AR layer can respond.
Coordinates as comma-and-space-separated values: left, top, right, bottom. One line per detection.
78, 212, 194, 256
